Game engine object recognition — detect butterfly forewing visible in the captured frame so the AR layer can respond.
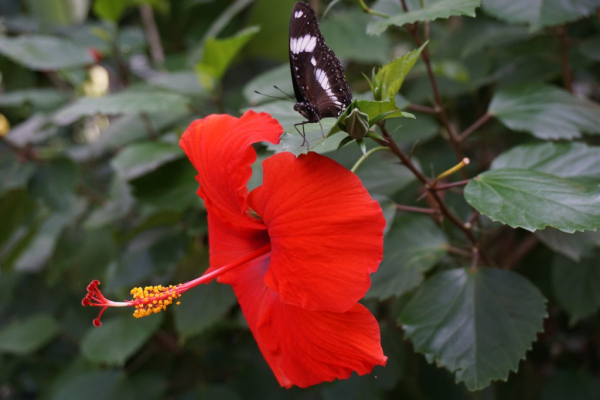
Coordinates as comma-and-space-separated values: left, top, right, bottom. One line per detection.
289, 2, 352, 122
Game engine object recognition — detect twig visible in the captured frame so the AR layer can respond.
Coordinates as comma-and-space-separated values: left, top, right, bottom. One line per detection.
558, 25, 573, 93
357, 0, 389, 18
445, 244, 472, 259
470, 247, 479, 270
139, 4, 165, 68
457, 112, 492, 142
433, 179, 470, 191
0, 136, 41, 162
406, 103, 439, 114
395, 204, 438, 215
502, 235, 538, 270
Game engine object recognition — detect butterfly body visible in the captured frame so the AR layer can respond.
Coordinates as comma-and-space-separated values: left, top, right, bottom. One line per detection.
289, 2, 352, 135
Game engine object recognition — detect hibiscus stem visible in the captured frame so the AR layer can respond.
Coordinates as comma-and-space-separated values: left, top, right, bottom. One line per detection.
350, 146, 391, 173
82, 244, 271, 326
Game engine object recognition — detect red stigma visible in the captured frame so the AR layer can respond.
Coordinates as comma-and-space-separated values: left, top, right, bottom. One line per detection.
82, 280, 113, 327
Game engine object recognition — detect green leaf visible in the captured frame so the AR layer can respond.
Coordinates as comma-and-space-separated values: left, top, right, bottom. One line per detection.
30, 158, 79, 211
366, 215, 447, 300
400, 268, 547, 391
373, 42, 426, 101
111, 141, 183, 181
7, 114, 57, 147
491, 142, 600, 183
52, 371, 124, 400
242, 64, 293, 105
195, 26, 261, 92
0, 35, 94, 70
93, 0, 130, 21
552, 254, 600, 325
0, 88, 68, 110
536, 229, 600, 262
53, 90, 191, 125
387, 113, 440, 145
0, 314, 60, 355
0, 153, 35, 196
464, 169, 600, 233
85, 176, 134, 229
367, 0, 482, 36
82, 314, 164, 366
320, 9, 391, 64
580, 36, 600, 62
542, 370, 600, 400
482, 0, 600, 31
355, 150, 418, 197
174, 281, 237, 343
488, 84, 600, 140
0, 190, 30, 248
372, 195, 397, 236
148, 71, 207, 97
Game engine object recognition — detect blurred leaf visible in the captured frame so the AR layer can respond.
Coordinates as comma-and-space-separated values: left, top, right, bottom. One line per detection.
400, 268, 546, 391
0, 88, 68, 110
388, 113, 440, 145
367, 215, 447, 300
482, 0, 600, 31
541, 370, 600, 400
489, 84, 600, 140
30, 158, 78, 211
320, 9, 391, 64
373, 42, 426, 101
53, 90, 191, 125
491, 142, 600, 183
536, 229, 600, 262
461, 24, 531, 58
372, 195, 396, 236
0, 35, 94, 70
82, 314, 163, 366
25, 0, 90, 27
245, 0, 295, 61
93, 0, 129, 21
368, 0, 482, 36
7, 113, 57, 146
85, 176, 134, 229
431, 59, 470, 82
148, 71, 207, 97
0, 314, 60, 355
174, 281, 236, 343
552, 254, 600, 325
579, 36, 600, 62
242, 64, 293, 106
111, 141, 183, 181
52, 371, 124, 400
195, 26, 261, 92
355, 150, 418, 197
0, 190, 29, 248
465, 169, 600, 233
0, 153, 35, 196
14, 212, 71, 272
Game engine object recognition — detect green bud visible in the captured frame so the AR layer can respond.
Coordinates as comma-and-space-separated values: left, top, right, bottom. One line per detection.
344, 108, 370, 140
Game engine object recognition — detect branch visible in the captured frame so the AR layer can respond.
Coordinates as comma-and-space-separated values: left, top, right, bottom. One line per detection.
395, 204, 438, 215
357, 0, 390, 18
406, 103, 439, 114
457, 112, 492, 142
433, 179, 470, 191
139, 4, 165, 68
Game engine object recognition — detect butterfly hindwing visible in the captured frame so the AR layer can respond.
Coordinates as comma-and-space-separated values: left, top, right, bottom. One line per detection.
289, 2, 352, 123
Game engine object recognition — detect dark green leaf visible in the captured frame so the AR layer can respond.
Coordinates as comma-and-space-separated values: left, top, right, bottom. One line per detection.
491, 142, 600, 183
30, 158, 78, 211
488, 84, 600, 140
482, 0, 600, 31
552, 254, 600, 325
111, 141, 183, 180
195, 26, 261, 92
388, 113, 440, 145
464, 169, 600, 233
400, 268, 547, 391
536, 229, 600, 262
0, 190, 30, 248
355, 151, 418, 196
0, 314, 60, 355
367, 215, 447, 300
148, 72, 207, 97
368, 0, 482, 36
7, 113, 57, 146
174, 281, 236, 343
85, 177, 134, 229
52, 371, 124, 400
0, 88, 68, 110
53, 90, 191, 125
0, 153, 35, 196
0, 35, 94, 70
372, 195, 397, 236
82, 314, 164, 366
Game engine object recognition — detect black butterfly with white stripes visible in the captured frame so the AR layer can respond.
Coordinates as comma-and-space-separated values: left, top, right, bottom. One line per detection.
289, 1, 352, 138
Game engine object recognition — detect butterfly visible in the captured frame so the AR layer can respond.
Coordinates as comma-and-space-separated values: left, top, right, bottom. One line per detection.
289, 1, 352, 141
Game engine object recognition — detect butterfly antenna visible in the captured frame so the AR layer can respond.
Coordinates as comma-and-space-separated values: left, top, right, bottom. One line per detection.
273, 85, 295, 100
254, 91, 294, 103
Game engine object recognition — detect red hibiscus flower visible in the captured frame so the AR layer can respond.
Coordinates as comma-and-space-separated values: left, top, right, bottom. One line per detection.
83, 111, 386, 388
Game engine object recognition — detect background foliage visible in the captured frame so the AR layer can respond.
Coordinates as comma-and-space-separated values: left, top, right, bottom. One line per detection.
1, 0, 600, 398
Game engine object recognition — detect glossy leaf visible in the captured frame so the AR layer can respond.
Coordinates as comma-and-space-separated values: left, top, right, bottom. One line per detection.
0, 35, 94, 70
464, 169, 600, 233
400, 268, 546, 391
489, 84, 600, 140
368, 0, 482, 36
111, 141, 183, 180
81, 314, 164, 366
196, 26, 260, 92
482, 0, 600, 31
552, 254, 600, 325
0, 314, 60, 355
366, 215, 447, 300
53, 90, 191, 125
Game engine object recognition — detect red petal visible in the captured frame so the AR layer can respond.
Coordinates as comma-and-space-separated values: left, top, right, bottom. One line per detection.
248, 152, 385, 313
227, 258, 386, 388
179, 111, 283, 228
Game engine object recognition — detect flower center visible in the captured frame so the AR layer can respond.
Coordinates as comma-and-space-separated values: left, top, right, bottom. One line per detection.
82, 244, 271, 326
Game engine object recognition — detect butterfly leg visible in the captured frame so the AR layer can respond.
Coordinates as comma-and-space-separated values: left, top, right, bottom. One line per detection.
294, 122, 309, 147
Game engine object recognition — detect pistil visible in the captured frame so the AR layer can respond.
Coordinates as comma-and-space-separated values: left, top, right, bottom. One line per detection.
82, 244, 271, 326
